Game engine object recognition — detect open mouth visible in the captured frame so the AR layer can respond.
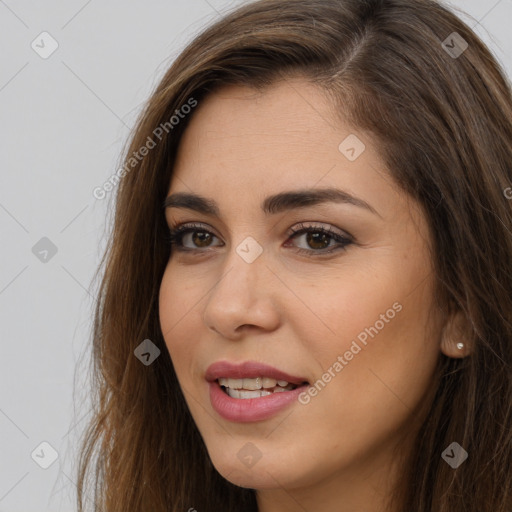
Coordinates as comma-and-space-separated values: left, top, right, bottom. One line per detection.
217, 377, 309, 399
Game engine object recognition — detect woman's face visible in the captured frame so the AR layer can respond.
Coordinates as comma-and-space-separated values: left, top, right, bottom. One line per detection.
159, 78, 446, 506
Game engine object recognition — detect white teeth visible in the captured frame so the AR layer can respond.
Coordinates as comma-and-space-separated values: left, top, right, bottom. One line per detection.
219, 376, 300, 399
262, 377, 277, 388
226, 388, 273, 399
243, 377, 262, 390
218, 377, 291, 390
218, 377, 243, 389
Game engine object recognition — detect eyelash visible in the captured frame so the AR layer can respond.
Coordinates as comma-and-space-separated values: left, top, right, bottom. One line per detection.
164, 221, 353, 256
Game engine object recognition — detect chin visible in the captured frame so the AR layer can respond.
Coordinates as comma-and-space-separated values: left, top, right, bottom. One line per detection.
215, 462, 288, 490
205, 444, 293, 490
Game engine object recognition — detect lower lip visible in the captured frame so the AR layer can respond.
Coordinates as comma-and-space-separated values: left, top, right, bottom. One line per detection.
208, 380, 308, 423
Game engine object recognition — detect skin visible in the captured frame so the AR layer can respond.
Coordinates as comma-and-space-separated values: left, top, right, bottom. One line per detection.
158, 78, 465, 512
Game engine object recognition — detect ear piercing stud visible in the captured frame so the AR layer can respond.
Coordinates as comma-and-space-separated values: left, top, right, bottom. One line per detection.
456, 342, 464, 350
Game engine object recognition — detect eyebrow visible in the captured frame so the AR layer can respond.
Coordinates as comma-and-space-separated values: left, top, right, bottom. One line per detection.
163, 188, 381, 218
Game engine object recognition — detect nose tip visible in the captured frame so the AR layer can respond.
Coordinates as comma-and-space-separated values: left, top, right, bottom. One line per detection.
201, 256, 281, 339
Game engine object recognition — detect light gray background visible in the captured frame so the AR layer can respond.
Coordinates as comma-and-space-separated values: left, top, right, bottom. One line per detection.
0, 1, 510, 511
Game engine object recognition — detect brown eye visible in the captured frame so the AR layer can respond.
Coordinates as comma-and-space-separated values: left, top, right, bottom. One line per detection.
166, 222, 352, 256
286, 222, 353, 255
188, 231, 214, 248
303, 231, 332, 250
167, 224, 222, 250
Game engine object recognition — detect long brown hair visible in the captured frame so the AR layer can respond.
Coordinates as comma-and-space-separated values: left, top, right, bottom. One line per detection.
77, 0, 512, 510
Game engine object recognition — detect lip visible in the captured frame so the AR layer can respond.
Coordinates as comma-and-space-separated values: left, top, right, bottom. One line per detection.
205, 360, 308, 385
205, 360, 309, 423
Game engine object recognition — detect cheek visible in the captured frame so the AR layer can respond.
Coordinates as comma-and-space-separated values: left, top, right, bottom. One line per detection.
329, 295, 438, 434
158, 265, 200, 378
158, 268, 177, 348
292, 262, 440, 420
159, 262, 203, 335
283, 270, 394, 367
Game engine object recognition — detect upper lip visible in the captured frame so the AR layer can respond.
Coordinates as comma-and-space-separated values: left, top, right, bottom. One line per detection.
205, 360, 308, 386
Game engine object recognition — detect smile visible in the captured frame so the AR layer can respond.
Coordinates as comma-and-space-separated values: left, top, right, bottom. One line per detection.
205, 360, 310, 422
208, 380, 309, 422
218, 377, 299, 399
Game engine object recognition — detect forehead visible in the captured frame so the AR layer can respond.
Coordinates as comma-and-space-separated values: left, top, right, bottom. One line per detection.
168, 79, 406, 224
178, 80, 340, 153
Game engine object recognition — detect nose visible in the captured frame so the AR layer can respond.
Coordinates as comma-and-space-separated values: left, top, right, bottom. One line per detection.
202, 246, 281, 339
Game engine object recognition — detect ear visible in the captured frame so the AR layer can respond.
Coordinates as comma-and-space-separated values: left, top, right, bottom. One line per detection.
440, 309, 472, 358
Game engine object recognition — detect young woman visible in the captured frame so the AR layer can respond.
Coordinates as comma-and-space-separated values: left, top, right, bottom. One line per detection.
77, 0, 512, 510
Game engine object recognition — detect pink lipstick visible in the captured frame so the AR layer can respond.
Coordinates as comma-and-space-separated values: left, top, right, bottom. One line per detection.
205, 360, 309, 423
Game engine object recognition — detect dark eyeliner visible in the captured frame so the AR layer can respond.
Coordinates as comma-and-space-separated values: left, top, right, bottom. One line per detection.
165, 221, 353, 255
285, 222, 353, 255
165, 222, 217, 252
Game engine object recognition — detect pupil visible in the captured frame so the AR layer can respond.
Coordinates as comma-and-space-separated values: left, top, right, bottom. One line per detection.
193, 232, 211, 247
307, 232, 329, 249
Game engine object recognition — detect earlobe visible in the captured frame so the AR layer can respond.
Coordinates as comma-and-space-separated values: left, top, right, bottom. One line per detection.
440, 309, 472, 358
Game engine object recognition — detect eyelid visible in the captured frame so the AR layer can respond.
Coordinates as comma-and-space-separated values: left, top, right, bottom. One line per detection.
285, 221, 353, 240
168, 221, 222, 241
167, 221, 353, 239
